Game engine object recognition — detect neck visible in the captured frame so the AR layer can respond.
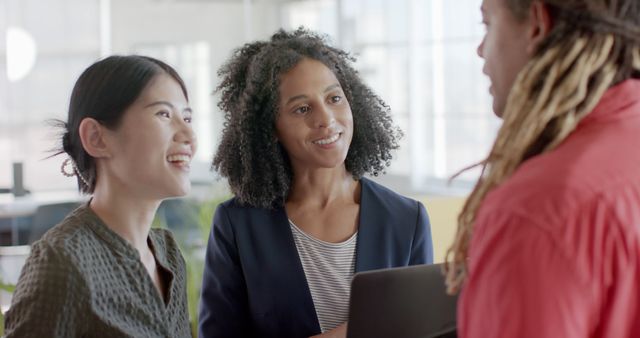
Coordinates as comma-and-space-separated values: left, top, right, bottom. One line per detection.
287, 166, 358, 207
89, 177, 161, 252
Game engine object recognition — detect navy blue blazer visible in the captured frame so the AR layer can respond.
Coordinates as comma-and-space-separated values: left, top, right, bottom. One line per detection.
198, 177, 433, 338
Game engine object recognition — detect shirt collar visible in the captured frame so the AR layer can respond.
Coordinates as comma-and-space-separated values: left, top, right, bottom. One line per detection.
76, 203, 164, 263
578, 79, 640, 127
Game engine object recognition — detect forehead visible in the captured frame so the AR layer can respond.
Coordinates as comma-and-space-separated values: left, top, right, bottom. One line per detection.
481, 0, 507, 13
279, 58, 340, 92
137, 74, 187, 104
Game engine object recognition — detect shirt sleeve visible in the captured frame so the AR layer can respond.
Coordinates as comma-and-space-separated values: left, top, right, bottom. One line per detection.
198, 203, 253, 337
410, 201, 434, 265
4, 240, 89, 337
459, 211, 593, 338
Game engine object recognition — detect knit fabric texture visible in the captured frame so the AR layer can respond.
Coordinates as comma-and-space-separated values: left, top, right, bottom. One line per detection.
4, 204, 191, 337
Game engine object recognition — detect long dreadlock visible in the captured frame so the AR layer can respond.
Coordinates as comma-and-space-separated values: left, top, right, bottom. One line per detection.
445, 0, 640, 293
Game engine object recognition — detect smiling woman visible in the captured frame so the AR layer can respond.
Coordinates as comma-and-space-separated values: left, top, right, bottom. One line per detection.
3, 55, 196, 337
275, 58, 354, 176
199, 28, 434, 338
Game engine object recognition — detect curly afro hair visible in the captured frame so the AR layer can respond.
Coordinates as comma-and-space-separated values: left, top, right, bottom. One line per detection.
213, 27, 403, 208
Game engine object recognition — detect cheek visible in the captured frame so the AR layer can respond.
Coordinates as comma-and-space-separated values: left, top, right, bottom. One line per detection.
127, 131, 165, 159
483, 34, 499, 62
275, 125, 297, 151
340, 104, 354, 124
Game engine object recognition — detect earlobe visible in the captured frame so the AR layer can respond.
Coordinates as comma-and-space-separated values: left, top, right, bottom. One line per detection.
78, 118, 111, 158
527, 1, 554, 54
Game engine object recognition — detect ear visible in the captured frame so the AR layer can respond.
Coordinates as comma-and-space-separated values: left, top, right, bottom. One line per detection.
526, 1, 554, 55
78, 118, 111, 159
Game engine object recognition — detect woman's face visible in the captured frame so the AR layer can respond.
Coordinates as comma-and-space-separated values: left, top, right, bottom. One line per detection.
102, 73, 197, 200
275, 58, 353, 173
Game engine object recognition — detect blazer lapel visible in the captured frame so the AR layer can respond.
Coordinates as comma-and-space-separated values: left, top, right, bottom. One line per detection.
271, 207, 321, 333
354, 178, 391, 273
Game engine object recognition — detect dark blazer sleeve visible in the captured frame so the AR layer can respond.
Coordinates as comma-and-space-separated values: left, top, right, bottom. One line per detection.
198, 203, 252, 338
411, 201, 434, 265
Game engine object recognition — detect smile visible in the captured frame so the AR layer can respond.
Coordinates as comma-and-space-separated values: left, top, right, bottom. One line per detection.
167, 154, 192, 166
313, 133, 341, 145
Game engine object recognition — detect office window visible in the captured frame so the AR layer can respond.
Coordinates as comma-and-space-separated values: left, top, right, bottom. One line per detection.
1, 0, 102, 191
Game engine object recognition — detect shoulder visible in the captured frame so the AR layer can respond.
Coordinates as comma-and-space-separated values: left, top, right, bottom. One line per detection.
361, 177, 423, 214
216, 197, 243, 211
36, 205, 103, 264
480, 155, 614, 233
482, 117, 640, 225
214, 197, 283, 222
475, 164, 640, 284
13, 215, 91, 295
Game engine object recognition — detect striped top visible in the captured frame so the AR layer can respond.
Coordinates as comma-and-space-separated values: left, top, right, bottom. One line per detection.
289, 220, 357, 333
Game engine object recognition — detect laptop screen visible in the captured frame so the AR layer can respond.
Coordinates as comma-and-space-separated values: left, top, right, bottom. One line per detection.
347, 263, 458, 338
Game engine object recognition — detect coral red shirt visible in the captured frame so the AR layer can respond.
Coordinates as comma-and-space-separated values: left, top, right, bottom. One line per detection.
459, 79, 640, 338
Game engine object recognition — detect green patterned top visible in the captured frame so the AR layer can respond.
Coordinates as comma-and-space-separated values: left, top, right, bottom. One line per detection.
4, 204, 191, 337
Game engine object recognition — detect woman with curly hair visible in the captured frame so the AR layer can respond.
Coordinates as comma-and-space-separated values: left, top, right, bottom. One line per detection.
199, 28, 433, 338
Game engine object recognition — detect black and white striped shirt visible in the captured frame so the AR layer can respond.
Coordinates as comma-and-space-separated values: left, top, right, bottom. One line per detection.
289, 220, 357, 333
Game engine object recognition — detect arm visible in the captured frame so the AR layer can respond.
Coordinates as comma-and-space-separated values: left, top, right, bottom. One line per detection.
460, 213, 592, 338
410, 201, 434, 265
4, 241, 88, 337
198, 204, 252, 337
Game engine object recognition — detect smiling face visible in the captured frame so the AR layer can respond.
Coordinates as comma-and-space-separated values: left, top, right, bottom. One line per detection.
275, 58, 353, 173
103, 73, 197, 200
478, 0, 533, 117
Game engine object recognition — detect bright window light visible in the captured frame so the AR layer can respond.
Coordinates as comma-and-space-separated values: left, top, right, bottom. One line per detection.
6, 26, 38, 82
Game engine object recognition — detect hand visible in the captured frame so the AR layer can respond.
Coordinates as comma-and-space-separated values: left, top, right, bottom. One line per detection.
310, 322, 348, 338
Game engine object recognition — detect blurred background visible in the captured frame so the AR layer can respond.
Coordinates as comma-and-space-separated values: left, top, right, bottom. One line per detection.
0, 0, 498, 333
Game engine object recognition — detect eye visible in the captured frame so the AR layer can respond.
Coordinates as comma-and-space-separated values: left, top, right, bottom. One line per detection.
330, 95, 342, 103
184, 116, 192, 124
293, 105, 311, 115
156, 110, 171, 119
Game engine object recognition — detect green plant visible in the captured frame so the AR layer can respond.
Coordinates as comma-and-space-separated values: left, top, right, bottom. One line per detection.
184, 197, 227, 336
155, 196, 227, 337
0, 279, 17, 336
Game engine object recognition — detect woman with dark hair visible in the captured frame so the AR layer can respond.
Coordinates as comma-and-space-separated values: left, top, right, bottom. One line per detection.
199, 28, 433, 338
4, 55, 196, 337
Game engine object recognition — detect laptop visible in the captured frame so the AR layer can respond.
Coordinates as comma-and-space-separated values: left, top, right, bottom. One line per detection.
347, 263, 458, 338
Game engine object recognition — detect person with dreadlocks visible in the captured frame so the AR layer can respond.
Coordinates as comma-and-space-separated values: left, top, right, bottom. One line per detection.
198, 28, 434, 338
444, 0, 640, 337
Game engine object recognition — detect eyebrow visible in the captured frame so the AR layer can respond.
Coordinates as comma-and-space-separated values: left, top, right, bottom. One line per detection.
144, 101, 192, 113
284, 83, 342, 105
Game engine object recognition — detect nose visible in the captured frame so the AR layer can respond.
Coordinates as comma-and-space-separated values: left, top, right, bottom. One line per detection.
312, 103, 336, 129
175, 119, 197, 148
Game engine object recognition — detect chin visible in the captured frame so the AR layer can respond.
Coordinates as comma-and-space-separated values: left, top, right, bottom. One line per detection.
176, 186, 191, 197
168, 183, 191, 198
319, 158, 348, 169
492, 102, 506, 119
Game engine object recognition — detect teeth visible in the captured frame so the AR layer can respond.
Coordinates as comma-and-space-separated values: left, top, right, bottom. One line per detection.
167, 154, 191, 163
314, 133, 340, 145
